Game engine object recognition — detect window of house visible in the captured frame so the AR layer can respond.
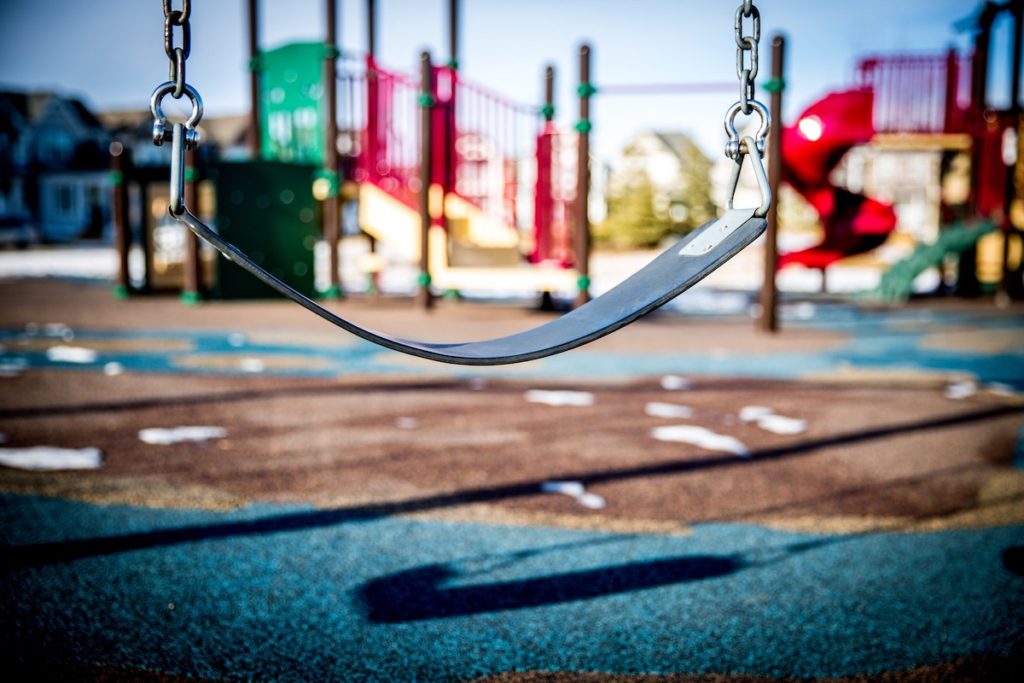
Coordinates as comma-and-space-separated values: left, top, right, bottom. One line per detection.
54, 184, 75, 216
39, 131, 73, 165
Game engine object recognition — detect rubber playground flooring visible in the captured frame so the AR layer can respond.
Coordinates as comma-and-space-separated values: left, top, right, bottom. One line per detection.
1, 278, 1023, 681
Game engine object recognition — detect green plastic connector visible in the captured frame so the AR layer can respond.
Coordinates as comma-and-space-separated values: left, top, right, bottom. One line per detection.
112, 284, 130, 300
574, 119, 592, 134
762, 77, 787, 94
446, 58, 459, 70
577, 82, 598, 97
180, 290, 202, 306
576, 274, 591, 290
417, 272, 432, 287
539, 104, 555, 119
183, 167, 198, 182
319, 284, 343, 300
323, 44, 341, 60
417, 93, 436, 108
109, 170, 124, 186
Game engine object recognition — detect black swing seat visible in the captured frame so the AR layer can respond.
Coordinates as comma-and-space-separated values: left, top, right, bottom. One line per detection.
178, 207, 766, 365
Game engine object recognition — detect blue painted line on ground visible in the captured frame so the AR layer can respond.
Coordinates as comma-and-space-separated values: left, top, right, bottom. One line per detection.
1, 494, 1022, 680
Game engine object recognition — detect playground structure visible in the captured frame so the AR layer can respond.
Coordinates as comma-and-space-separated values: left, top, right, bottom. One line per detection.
777, 0, 1024, 299
111, 1, 1023, 322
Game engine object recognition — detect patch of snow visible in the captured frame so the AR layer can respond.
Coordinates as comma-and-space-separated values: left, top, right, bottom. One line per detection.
394, 417, 418, 429
651, 425, 750, 456
660, 375, 691, 391
645, 402, 694, 419
139, 426, 227, 445
755, 414, 808, 435
540, 480, 606, 510
227, 333, 247, 348
239, 357, 265, 373
103, 362, 125, 376
0, 446, 102, 471
985, 382, 1018, 398
0, 357, 28, 377
524, 390, 594, 407
739, 406, 774, 423
46, 345, 97, 363
740, 405, 807, 435
945, 381, 978, 400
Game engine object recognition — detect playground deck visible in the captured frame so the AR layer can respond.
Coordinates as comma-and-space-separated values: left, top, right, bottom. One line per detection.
1, 277, 1023, 681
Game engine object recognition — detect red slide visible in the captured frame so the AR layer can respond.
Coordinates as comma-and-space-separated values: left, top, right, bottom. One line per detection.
778, 89, 897, 270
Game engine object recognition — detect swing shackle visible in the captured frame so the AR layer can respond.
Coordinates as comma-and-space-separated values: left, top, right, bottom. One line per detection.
150, 81, 203, 151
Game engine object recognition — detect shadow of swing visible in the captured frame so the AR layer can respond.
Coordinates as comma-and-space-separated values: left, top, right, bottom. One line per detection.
359, 554, 744, 623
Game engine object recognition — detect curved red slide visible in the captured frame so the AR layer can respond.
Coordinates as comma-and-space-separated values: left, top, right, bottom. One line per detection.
778, 89, 897, 270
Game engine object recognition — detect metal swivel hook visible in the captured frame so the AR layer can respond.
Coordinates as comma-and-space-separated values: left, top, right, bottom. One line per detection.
150, 81, 203, 150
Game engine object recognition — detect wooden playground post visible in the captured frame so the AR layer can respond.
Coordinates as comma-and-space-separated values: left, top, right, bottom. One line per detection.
182, 147, 202, 303
110, 141, 131, 298
574, 44, 593, 308
322, 0, 342, 298
418, 51, 435, 310
365, 0, 380, 295
247, 0, 261, 157
760, 34, 786, 334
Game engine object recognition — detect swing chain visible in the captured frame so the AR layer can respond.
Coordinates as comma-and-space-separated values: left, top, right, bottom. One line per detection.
151, 0, 203, 155
724, 1, 769, 162
163, 1, 191, 98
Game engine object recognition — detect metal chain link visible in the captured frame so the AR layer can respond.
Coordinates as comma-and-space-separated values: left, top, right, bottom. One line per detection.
163, 1, 192, 98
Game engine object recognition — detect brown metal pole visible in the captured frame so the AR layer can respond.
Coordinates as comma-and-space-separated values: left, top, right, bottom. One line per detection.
417, 51, 435, 310
247, 0, 261, 157
322, 0, 342, 298
110, 141, 131, 298
760, 34, 785, 333
182, 147, 202, 304
574, 44, 592, 308
448, 0, 459, 67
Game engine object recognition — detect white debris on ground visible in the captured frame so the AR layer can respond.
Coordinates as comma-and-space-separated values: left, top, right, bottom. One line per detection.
524, 389, 594, 407
0, 357, 28, 377
0, 446, 103, 471
651, 425, 750, 456
394, 417, 418, 429
740, 405, 808, 435
227, 333, 247, 348
645, 402, 695, 419
45, 345, 98, 364
540, 480, 606, 510
660, 375, 692, 391
103, 362, 125, 376
25, 322, 75, 341
138, 426, 227, 445
945, 380, 978, 400
239, 358, 265, 373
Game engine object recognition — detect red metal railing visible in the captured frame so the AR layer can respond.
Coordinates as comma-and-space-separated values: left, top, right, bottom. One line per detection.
338, 54, 575, 266
855, 52, 972, 134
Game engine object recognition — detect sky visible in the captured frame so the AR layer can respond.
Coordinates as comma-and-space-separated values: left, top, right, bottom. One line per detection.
0, 0, 1011, 161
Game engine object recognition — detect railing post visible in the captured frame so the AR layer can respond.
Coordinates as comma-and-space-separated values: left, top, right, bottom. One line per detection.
247, 0, 261, 157
322, 0, 343, 298
574, 44, 593, 308
182, 146, 202, 304
533, 65, 556, 265
110, 141, 131, 299
760, 34, 785, 334
418, 51, 435, 310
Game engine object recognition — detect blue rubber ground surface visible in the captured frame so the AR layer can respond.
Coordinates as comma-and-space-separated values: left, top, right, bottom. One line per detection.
2, 494, 1023, 681
2, 303, 1023, 679
2, 306, 1023, 387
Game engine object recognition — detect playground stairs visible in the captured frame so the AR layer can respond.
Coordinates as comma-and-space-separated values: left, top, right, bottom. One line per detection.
358, 182, 578, 295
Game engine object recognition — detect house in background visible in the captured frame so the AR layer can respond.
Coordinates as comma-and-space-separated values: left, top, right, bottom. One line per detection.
0, 91, 111, 244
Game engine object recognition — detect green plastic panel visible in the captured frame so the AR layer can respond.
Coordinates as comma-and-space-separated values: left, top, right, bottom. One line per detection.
209, 161, 320, 300
259, 42, 326, 164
